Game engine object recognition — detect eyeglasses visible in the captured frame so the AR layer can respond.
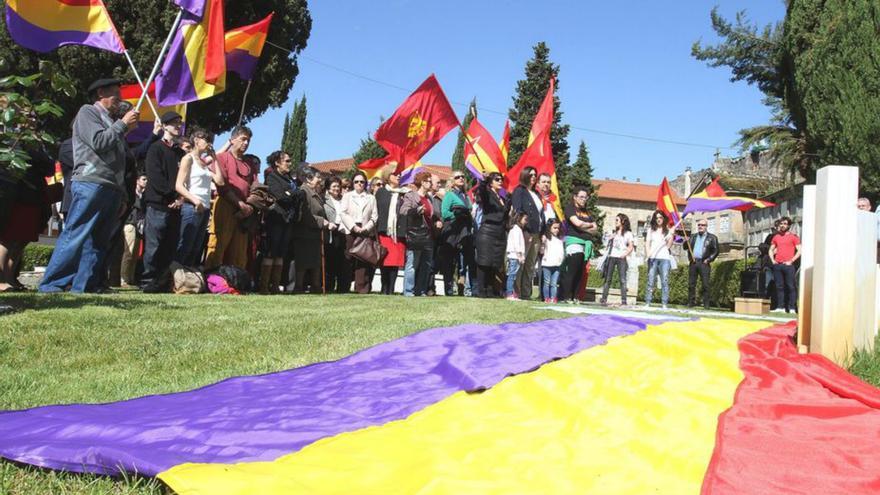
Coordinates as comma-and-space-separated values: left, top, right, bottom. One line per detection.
697, 223, 707, 227
492, 177, 503, 182
453, 175, 464, 180
353, 180, 365, 184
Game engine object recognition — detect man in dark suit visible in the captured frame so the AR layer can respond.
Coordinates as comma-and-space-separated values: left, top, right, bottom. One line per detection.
687, 219, 719, 309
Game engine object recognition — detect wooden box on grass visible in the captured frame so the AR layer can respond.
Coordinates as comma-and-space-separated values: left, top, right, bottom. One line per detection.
735, 297, 770, 315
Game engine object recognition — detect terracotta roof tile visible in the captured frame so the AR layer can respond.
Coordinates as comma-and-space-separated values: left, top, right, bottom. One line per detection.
593, 179, 686, 206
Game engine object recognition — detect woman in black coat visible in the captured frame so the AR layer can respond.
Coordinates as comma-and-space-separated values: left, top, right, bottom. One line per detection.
474, 172, 508, 297
262, 151, 298, 293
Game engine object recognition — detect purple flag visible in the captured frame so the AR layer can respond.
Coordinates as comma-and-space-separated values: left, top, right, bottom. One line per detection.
171, 0, 205, 18
0, 315, 664, 476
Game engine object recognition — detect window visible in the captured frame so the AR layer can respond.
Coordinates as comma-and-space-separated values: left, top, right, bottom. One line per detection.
708, 217, 717, 234
637, 221, 647, 237
719, 214, 730, 234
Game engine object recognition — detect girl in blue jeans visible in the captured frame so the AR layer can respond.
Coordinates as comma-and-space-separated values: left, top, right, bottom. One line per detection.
644, 209, 674, 309
541, 219, 564, 302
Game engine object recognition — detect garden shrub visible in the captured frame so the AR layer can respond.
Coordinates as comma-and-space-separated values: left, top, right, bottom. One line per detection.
21, 243, 54, 271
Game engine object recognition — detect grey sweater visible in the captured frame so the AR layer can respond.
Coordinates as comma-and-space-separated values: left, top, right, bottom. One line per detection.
71, 103, 129, 192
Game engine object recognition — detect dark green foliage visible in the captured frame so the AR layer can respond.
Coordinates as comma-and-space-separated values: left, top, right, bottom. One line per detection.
0, 0, 311, 138
282, 95, 307, 163
450, 98, 476, 174
783, 0, 880, 194
637, 259, 748, 309
21, 243, 54, 271
559, 141, 604, 235
0, 62, 75, 178
507, 42, 570, 172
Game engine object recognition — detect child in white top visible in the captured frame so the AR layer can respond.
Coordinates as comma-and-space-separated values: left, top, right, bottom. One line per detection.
505, 212, 528, 300
541, 219, 564, 302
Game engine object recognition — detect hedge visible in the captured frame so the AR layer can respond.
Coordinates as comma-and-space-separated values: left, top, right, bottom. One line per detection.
636, 259, 747, 309
21, 243, 54, 271
582, 258, 748, 309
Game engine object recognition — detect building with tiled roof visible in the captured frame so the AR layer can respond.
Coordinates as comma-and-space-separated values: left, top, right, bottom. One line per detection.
310, 158, 454, 182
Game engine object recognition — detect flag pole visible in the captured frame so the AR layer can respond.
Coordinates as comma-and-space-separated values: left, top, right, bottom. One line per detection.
122, 50, 160, 118
136, 8, 185, 111
237, 80, 253, 126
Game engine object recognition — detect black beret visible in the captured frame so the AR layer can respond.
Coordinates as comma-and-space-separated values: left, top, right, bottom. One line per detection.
160, 111, 184, 124
87, 78, 122, 93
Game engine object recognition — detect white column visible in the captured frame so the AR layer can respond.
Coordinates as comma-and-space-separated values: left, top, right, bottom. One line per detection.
810, 166, 859, 364
797, 185, 815, 349
854, 211, 877, 351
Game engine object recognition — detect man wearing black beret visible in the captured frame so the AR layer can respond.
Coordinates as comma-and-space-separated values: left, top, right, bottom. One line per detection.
39, 77, 139, 293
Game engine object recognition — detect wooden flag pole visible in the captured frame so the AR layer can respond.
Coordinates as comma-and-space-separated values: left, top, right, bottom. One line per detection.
237, 80, 253, 126
136, 8, 184, 111
122, 50, 160, 118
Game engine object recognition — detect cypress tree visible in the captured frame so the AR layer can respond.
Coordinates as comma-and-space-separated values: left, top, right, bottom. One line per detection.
450, 98, 477, 173
288, 95, 308, 163
280, 113, 291, 151
566, 141, 603, 234
507, 42, 570, 171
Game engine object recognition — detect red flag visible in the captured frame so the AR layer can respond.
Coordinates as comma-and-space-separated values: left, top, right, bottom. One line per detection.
203, 0, 226, 84
656, 177, 682, 226
705, 177, 727, 198
505, 78, 562, 217
374, 74, 459, 174
499, 120, 510, 164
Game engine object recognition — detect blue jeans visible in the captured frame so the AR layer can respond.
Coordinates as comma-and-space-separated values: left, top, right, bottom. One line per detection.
142, 206, 181, 285
404, 246, 433, 296
175, 202, 209, 266
645, 258, 671, 305
506, 258, 521, 297
542, 266, 560, 300
39, 181, 121, 293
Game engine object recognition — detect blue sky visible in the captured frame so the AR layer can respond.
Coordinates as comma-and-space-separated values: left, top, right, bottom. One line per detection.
231, 1, 786, 184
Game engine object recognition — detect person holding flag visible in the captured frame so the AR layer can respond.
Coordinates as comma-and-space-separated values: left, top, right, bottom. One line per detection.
39, 79, 140, 293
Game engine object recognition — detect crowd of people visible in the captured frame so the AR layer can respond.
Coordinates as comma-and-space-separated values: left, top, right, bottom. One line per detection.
0, 78, 809, 310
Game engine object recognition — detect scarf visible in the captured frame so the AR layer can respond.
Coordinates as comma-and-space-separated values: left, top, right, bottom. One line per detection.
385, 184, 409, 241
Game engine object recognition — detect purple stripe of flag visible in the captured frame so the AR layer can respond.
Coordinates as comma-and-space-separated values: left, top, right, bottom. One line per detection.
155, 12, 200, 106
683, 197, 760, 215
0, 315, 663, 476
5, 6, 124, 54
171, 0, 205, 18
225, 49, 260, 81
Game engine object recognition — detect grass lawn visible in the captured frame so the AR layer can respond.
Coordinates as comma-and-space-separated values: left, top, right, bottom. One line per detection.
0, 292, 878, 494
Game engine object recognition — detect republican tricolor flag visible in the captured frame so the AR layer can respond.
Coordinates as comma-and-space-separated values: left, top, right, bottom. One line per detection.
4, 0, 125, 54
225, 13, 273, 81
156, 0, 226, 106
656, 178, 681, 227
120, 82, 187, 143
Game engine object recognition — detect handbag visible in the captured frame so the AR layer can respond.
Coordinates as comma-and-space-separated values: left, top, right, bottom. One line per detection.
598, 237, 614, 277
348, 234, 388, 265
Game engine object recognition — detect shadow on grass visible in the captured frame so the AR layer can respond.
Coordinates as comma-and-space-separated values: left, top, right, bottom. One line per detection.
0, 293, 185, 315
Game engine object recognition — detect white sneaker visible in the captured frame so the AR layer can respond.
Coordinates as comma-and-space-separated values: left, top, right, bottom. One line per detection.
661, 305, 668, 310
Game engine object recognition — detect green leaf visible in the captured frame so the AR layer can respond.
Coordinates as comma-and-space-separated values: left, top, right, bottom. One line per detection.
34, 101, 64, 117
1, 108, 15, 124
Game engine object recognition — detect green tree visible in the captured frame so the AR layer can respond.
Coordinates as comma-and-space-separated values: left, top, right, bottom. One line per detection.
782, 0, 880, 193
450, 98, 476, 174
0, 0, 311, 137
280, 112, 290, 151
507, 42, 570, 172
283, 95, 307, 163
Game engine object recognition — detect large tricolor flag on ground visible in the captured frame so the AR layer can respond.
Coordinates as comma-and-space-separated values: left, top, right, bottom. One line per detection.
463, 117, 507, 181
4, 0, 125, 54
657, 177, 682, 226
371, 74, 459, 183
224, 13, 273, 81
505, 77, 563, 217
156, 0, 226, 106
683, 177, 776, 215
120, 82, 186, 143
3, 314, 880, 494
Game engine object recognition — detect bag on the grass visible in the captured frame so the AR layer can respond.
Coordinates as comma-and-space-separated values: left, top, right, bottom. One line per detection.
207, 274, 239, 295
171, 262, 205, 294
206, 265, 252, 293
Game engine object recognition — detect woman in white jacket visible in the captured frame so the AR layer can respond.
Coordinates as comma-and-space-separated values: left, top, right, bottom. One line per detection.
340, 172, 378, 293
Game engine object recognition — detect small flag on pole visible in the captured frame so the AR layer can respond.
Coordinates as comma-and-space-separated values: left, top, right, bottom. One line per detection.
224, 13, 274, 81
120, 82, 187, 143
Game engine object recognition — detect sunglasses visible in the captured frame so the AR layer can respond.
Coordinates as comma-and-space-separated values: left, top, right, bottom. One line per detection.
353, 180, 366, 184
492, 177, 503, 182
698, 224, 707, 227
453, 175, 464, 180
